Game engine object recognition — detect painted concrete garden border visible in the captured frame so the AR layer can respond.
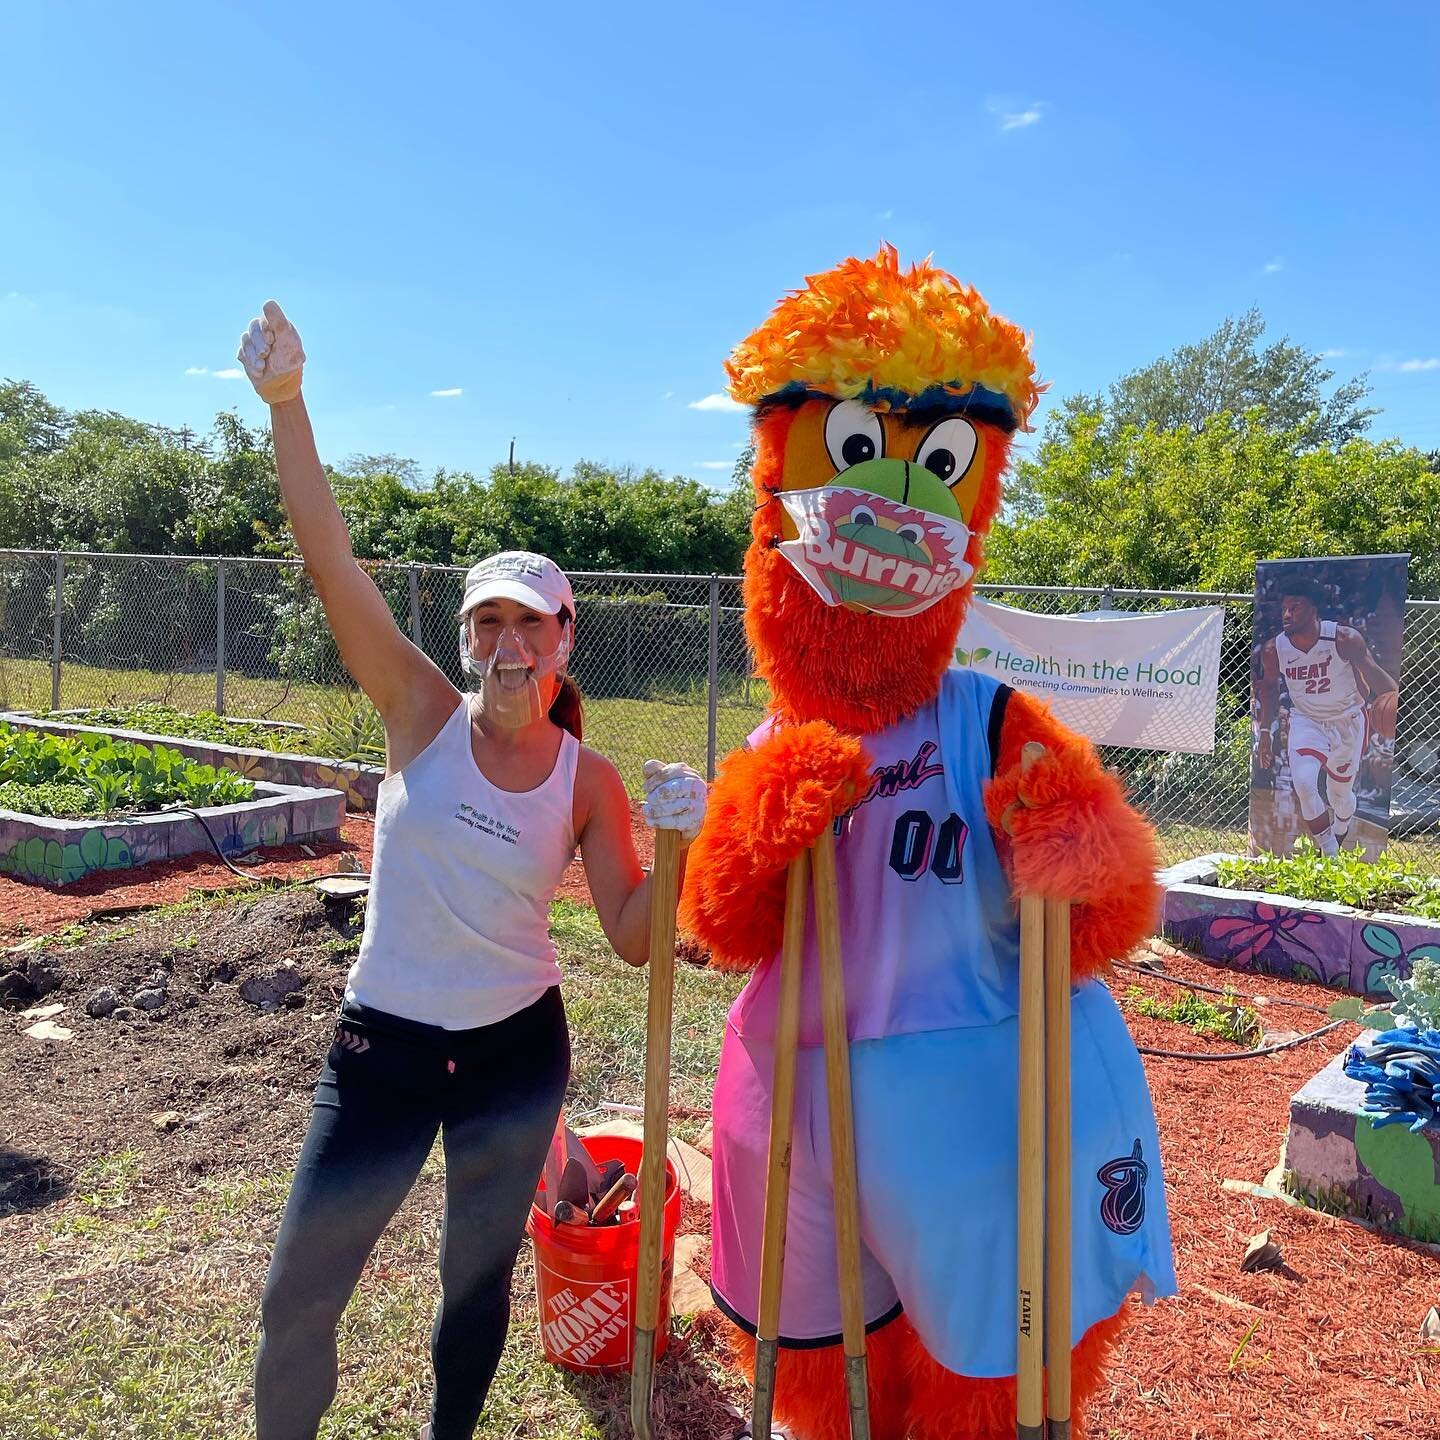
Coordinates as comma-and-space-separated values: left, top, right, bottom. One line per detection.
1, 712, 381, 812
1159, 854, 1440, 999
0, 780, 344, 886
1282, 1038, 1440, 1243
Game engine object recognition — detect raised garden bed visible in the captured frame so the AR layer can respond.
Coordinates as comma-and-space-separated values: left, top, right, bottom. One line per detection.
0, 780, 343, 886
2, 711, 381, 813
1281, 1037, 1440, 1243
1159, 854, 1440, 998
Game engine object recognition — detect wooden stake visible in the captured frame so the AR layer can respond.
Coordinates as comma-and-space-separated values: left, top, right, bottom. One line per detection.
630, 827, 683, 1440
813, 826, 872, 1440
1045, 895, 1073, 1440
750, 850, 810, 1440
1016, 742, 1046, 1440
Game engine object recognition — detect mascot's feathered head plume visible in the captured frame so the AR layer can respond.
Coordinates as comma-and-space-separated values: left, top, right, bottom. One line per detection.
732, 246, 1041, 735
727, 243, 1041, 430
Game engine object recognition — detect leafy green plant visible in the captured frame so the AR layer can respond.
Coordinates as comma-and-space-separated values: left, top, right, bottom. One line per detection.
1217, 842, 1440, 921
1385, 957, 1440, 1030
0, 722, 256, 817
56, 704, 302, 753
52, 703, 387, 766
1124, 985, 1260, 1045
301, 692, 386, 763
0, 780, 95, 817
1326, 994, 1397, 1030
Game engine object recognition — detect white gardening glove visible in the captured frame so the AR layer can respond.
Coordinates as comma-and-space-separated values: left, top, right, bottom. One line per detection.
640, 759, 707, 845
237, 299, 306, 405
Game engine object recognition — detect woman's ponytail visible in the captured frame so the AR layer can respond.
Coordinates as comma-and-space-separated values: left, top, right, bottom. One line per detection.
548, 674, 584, 740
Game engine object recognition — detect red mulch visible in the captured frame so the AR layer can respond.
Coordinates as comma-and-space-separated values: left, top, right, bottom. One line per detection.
2, 825, 1435, 1437
1103, 953, 1437, 1439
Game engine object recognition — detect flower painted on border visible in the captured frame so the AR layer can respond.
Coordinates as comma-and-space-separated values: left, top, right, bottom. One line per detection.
1208, 902, 1326, 964
312, 764, 369, 810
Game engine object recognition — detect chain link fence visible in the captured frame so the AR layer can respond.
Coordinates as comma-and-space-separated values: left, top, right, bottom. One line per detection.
2, 549, 1437, 866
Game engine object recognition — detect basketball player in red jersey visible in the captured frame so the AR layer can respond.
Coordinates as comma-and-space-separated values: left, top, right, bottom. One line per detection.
1256, 579, 1399, 855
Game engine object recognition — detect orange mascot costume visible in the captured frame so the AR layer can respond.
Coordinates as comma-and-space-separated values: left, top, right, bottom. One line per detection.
682, 248, 1176, 1440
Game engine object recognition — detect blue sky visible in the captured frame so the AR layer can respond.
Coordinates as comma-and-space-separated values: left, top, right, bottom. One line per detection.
3, 2, 1437, 486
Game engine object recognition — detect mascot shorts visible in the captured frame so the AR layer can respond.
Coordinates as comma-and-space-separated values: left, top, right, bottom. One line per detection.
709, 982, 1177, 1377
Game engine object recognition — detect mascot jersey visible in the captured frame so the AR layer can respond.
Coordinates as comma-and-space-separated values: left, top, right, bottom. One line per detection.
708, 666, 1177, 1377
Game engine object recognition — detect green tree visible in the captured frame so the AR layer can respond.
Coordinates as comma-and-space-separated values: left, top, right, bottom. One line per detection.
1104, 309, 1375, 450
989, 407, 1440, 598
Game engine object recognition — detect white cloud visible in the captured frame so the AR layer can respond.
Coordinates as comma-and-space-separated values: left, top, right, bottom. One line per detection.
1396, 357, 1440, 372
688, 393, 744, 412
430, 387, 464, 397
214, 367, 244, 379
698, 461, 732, 470
877, 208, 894, 221
1320, 348, 1347, 359
185, 366, 209, 376
988, 98, 1046, 132
663, 391, 674, 400
1262, 258, 1284, 274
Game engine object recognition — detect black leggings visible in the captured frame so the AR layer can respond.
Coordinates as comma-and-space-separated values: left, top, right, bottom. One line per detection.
254, 987, 570, 1440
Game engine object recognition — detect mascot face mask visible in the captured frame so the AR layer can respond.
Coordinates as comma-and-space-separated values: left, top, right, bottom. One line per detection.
772, 399, 988, 617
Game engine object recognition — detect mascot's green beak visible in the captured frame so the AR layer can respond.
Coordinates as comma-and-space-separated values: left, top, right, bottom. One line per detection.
831, 457, 962, 523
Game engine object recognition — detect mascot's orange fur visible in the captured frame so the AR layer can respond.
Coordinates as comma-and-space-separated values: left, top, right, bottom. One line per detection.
681, 248, 1171, 1439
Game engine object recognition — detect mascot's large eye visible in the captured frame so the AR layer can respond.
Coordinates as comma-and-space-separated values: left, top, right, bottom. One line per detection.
824, 399, 885, 472
915, 416, 978, 485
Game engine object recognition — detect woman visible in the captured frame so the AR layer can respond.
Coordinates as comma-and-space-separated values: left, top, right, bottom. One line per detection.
236, 301, 707, 1440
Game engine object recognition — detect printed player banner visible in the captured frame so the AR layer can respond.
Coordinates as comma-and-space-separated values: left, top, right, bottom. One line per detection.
956, 599, 1225, 753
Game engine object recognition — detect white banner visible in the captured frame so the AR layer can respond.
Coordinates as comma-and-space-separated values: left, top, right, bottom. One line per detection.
956, 599, 1225, 753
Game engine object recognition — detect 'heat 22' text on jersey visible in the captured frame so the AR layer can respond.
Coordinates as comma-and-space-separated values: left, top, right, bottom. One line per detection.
1275, 621, 1363, 723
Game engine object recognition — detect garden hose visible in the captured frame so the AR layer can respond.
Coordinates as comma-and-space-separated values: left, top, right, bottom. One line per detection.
1108, 957, 1350, 1060
1110, 957, 1332, 1015
159, 805, 370, 886
159, 804, 279, 882
1129, 1019, 1349, 1063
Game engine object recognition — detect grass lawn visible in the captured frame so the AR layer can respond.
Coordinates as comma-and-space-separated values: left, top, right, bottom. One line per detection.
0, 655, 764, 800
0, 896, 746, 1440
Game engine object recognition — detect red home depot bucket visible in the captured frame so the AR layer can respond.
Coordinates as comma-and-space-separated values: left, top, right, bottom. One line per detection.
526, 1133, 681, 1374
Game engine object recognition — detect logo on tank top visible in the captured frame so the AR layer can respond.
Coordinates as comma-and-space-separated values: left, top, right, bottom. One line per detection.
1097, 1139, 1148, 1235
453, 802, 522, 846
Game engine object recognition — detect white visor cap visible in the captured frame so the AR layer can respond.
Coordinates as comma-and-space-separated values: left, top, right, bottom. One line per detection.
459, 552, 575, 619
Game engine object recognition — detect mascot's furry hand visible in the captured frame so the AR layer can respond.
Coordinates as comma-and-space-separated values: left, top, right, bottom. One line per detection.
238, 300, 306, 405
680, 720, 872, 971
985, 692, 1159, 979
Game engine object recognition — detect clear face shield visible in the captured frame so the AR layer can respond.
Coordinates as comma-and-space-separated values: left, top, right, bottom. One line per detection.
459, 616, 573, 730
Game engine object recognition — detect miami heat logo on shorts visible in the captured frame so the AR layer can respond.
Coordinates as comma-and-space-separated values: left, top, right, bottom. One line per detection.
1097, 1139, 1148, 1235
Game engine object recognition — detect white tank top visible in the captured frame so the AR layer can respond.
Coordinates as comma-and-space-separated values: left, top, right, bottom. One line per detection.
1275, 621, 1363, 722
345, 698, 577, 1029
